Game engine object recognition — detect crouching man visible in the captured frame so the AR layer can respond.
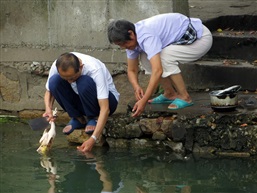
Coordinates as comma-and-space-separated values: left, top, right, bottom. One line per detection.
43, 52, 120, 152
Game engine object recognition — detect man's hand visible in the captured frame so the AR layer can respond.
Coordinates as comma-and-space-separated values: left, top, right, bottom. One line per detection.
132, 99, 147, 117
134, 86, 144, 101
77, 137, 96, 152
43, 110, 54, 122
43, 108, 57, 122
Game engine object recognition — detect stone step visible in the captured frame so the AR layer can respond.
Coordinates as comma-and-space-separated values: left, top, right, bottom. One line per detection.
180, 15, 257, 91
180, 59, 257, 91
207, 31, 257, 61
204, 15, 257, 31
203, 15, 257, 61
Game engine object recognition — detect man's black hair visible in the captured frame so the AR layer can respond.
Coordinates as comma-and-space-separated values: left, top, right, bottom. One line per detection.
107, 19, 136, 44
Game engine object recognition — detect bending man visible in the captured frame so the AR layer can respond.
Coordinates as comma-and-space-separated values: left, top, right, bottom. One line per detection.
108, 13, 212, 116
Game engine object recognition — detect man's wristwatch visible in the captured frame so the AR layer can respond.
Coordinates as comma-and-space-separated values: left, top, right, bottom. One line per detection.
91, 135, 97, 142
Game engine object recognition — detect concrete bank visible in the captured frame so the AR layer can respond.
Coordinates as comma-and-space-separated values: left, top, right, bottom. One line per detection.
64, 91, 257, 157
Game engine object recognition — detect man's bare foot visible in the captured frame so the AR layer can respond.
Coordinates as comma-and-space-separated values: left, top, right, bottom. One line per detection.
63, 125, 72, 133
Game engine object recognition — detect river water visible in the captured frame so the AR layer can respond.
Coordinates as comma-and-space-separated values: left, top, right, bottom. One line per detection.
0, 121, 256, 193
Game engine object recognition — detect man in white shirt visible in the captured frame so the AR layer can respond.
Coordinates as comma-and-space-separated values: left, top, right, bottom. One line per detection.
44, 52, 120, 152
108, 13, 212, 116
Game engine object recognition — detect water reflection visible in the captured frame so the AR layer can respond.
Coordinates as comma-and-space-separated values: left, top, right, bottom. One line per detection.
37, 148, 257, 193
0, 122, 257, 193
40, 157, 59, 193
136, 184, 191, 193
39, 151, 124, 193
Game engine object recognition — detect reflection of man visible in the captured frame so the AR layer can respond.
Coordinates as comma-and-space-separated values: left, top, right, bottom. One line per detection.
136, 184, 191, 193
59, 152, 123, 193
136, 184, 149, 193
87, 152, 124, 193
167, 185, 191, 193
39, 152, 125, 193
95, 161, 113, 193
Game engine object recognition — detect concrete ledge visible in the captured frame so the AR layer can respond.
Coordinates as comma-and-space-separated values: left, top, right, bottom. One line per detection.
0, 47, 126, 63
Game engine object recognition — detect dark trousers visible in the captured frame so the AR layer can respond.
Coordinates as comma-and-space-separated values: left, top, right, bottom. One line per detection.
49, 74, 118, 119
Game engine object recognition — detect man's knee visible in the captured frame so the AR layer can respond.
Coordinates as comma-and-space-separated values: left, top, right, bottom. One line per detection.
49, 74, 62, 91
77, 75, 97, 94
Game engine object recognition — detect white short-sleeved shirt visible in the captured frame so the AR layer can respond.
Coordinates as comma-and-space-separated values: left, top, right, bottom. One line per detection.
126, 13, 203, 60
45, 52, 120, 101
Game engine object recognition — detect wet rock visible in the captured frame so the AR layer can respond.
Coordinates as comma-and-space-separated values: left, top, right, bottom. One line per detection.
106, 138, 131, 148
132, 138, 160, 149
160, 116, 175, 133
139, 118, 160, 134
164, 141, 184, 153
66, 130, 105, 147
216, 152, 251, 157
171, 123, 187, 141
105, 116, 134, 138
152, 131, 166, 140
184, 127, 194, 152
125, 123, 143, 138
193, 143, 217, 154
106, 138, 164, 149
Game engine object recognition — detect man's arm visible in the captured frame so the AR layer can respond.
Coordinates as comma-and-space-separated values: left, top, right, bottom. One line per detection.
132, 53, 163, 117
142, 53, 163, 103
77, 98, 110, 152
43, 90, 55, 121
127, 58, 144, 100
91, 98, 109, 140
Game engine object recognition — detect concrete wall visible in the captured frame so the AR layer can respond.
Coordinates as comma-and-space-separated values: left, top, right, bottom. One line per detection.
0, 0, 190, 113
1, 0, 186, 63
